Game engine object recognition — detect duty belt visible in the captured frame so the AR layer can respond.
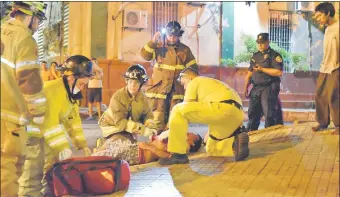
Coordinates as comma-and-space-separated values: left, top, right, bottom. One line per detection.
220, 99, 243, 110
209, 126, 246, 141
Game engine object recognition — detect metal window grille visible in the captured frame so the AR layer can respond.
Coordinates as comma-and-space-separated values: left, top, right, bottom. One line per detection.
152, 2, 178, 35
37, 22, 45, 62
269, 11, 292, 72
63, 4, 69, 47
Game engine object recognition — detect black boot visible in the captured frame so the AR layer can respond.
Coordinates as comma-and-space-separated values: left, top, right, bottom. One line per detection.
158, 153, 189, 165
232, 132, 249, 161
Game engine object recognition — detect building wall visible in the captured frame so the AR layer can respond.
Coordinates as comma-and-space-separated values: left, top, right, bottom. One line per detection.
68, 2, 92, 57
67, 1, 339, 69
233, 2, 270, 58
91, 2, 108, 59
106, 2, 153, 62
179, 2, 221, 65
105, 2, 220, 65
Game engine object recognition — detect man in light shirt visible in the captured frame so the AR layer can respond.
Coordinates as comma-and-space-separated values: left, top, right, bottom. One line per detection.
312, 2, 339, 135
87, 58, 104, 120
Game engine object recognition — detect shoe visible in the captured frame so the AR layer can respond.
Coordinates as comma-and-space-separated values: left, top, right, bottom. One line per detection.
332, 127, 339, 135
232, 132, 249, 161
158, 153, 189, 165
85, 116, 94, 121
312, 124, 328, 132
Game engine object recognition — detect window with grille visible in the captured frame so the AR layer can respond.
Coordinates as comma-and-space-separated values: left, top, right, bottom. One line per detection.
269, 11, 292, 72
63, 4, 69, 47
152, 2, 179, 35
269, 11, 292, 52
36, 22, 45, 62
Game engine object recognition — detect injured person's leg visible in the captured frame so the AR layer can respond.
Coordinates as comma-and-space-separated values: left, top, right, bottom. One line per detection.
92, 139, 141, 165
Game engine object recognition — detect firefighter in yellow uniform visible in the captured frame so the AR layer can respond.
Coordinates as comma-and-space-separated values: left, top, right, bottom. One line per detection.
97, 64, 158, 147
18, 55, 93, 196
140, 21, 198, 131
1, 2, 48, 196
159, 68, 250, 165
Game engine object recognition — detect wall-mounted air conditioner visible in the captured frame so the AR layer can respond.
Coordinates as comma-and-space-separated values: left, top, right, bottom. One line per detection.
123, 10, 148, 30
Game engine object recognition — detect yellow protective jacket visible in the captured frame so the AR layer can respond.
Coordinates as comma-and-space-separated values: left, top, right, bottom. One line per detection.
1, 19, 46, 122
140, 41, 198, 100
34, 78, 87, 152
1, 49, 28, 126
99, 87, 153, 137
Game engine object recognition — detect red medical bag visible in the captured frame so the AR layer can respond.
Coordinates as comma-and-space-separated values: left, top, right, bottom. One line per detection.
46, 156, 130, 197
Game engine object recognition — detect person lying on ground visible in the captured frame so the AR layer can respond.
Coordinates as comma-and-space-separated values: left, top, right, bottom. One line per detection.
92, 132, 202, 165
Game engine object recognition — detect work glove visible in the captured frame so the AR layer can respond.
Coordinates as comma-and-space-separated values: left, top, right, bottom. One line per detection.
82, 147, 92, 156
59, 148, 73, 161
32, 116, 45, 124
142, 127, 158, 138
155, 129, 170, 141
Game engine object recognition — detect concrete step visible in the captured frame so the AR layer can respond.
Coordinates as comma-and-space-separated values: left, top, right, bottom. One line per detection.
243, 107, 316, 122
238, 93, 315, 101
241, 100, 315, 109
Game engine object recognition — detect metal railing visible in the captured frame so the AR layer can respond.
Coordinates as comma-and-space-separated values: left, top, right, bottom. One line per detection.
152, 2, 179, 35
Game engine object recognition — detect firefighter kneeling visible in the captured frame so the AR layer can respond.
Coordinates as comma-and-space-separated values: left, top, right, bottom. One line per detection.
18, 55, 93, 196
159, 68, 249, 165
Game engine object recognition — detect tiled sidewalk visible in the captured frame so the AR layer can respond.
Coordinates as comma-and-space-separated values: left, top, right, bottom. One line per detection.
74, 122, 339, 197
98, 123, 339, 197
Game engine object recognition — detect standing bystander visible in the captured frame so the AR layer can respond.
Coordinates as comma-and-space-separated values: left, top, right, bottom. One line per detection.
244, 33, 284, 132
87, 58, 104, 120
312, 2, 339, 135
40, 61, 52, 82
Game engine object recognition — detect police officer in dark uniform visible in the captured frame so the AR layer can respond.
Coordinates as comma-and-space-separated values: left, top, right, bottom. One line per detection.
244, 33, 284, 131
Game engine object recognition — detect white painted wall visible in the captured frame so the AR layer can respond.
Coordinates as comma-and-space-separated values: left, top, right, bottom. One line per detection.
107, 2, 152, 62
233, 2, 270, 57
179, 2, 221, 65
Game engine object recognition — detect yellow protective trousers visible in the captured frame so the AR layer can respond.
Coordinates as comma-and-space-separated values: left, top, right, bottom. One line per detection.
167, 102, 244, 155
1, 119, 27, 197
18, 137, 58, 197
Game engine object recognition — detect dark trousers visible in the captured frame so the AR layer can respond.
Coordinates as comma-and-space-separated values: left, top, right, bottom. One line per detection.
315, 69, 339, 127
247, 83, 281, 131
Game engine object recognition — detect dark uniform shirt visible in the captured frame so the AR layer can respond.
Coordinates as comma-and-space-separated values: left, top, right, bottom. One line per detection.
248, 47, 283, 86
